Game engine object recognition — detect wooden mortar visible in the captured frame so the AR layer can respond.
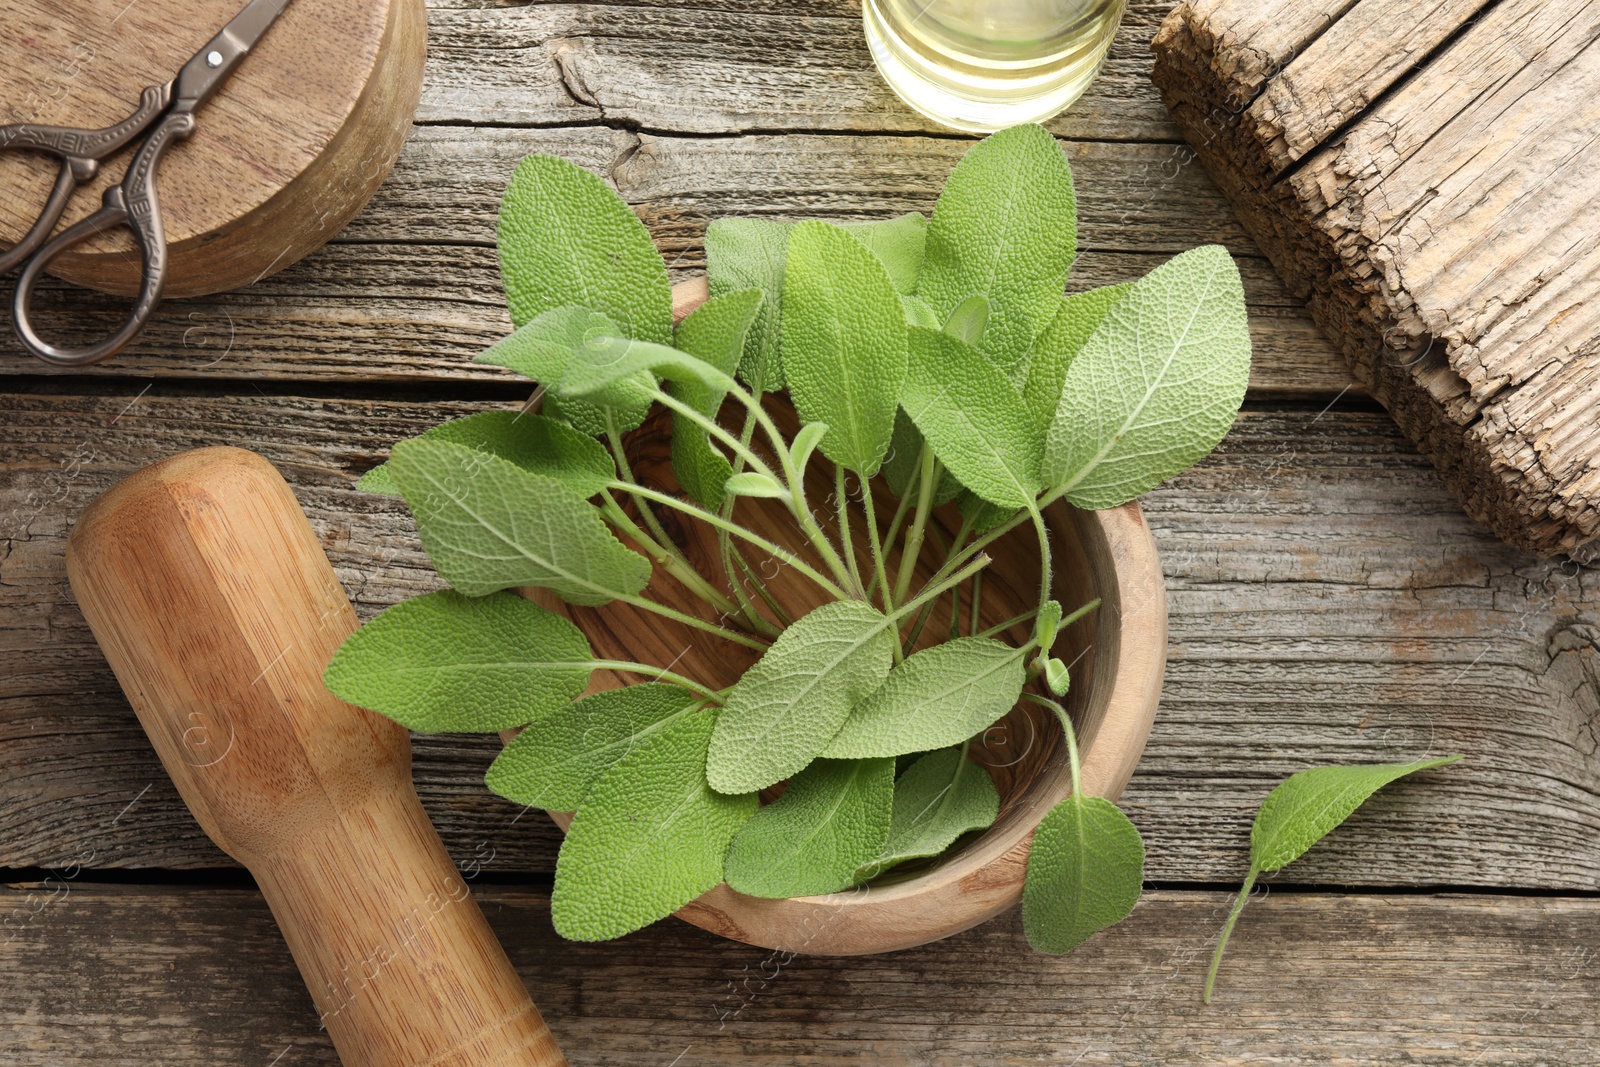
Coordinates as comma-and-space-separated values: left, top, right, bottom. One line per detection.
523, 278, 1169, 956
0, 0, 426, 297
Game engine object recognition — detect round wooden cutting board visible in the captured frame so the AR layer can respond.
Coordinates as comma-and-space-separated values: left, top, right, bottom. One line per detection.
0, 0, 426, 298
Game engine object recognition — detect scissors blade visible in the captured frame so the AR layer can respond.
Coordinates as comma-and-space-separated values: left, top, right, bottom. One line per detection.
172, 0, 294, 107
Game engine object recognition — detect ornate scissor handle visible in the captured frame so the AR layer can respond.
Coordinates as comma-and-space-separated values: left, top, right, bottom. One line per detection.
0, 85, 172, 279
12, 106, 196, 368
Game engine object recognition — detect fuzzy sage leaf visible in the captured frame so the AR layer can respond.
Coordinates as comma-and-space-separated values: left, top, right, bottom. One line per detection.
781, 220, 908, 477
390, 438, 651, 604
552, 710, 757, 940
707, 600, 898, 793
1204, 755, 1464, 1003
359, 411, 615, 501
323, 590, 592, 733
856, 747, 999, 881
724, 756, 895, 898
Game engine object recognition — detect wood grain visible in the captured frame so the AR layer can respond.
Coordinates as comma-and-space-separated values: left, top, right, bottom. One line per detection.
65, 447, 565, 1067
1153, 0, 1600, 555
2, 389, 1594, 889
4, 881, 1597, 1065
0, 0, 427, 297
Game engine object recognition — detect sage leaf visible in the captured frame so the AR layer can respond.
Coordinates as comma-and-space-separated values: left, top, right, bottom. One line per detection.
882, 410, 961, 505
918, 123, 1077, 372
957, 489, 1014, 535
561, 336, 734, 404
497, 153, 672, 345
1019, 283, 1132, 441
723, 472, 789, 499
902, 293, 940, 328
390, 439, 651, 604
1035, 599, 1063, 651
1022, 795, 1144, 954
822, 637, 1026, 758
1044, 657, 1070, 697
474, 306, 653, 437
671, 426, 735, 511
705, 217, 792, 391
1204, 755, 1464, 1002
782, 219, 908, 476
323, 590, 592, 733
943, 293, 990, 345
359, 411, 615, 501
1045, 245, 1251, 509
903, 327, 1040, 508
707, 600, 898, 793
841, 212, 928, 295
723, 757, 895, 898
856, 747, 999, 880
667, 288, 764, 508
552, 710, 757, 940
485, 683, 702, 811
789, 420, 830, 474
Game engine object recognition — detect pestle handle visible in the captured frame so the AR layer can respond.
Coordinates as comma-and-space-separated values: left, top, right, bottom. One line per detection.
65, 446, 567, 1067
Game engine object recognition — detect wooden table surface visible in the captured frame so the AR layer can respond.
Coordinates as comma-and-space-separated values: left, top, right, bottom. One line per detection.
3, 3, 1597, 1064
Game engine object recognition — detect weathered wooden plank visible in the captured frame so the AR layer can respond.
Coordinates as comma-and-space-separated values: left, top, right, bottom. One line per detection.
1154, 0, 1600, 555
416, 2, 1182, 142
1154, 0, 1360, 110
3, 882, 1597, 1065
1, 124, 1352, 394
2, 389, 1594, 886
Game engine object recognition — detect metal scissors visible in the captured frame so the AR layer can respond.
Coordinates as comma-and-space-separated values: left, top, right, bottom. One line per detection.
0, 0, 293, 367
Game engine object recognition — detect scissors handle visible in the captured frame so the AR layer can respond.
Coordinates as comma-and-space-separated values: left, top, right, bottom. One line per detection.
0, 85, 172, 278
12, 108, 196, 367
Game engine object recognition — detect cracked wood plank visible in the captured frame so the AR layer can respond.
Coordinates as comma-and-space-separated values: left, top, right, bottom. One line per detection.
0, 125, 1352, 394
2, 389, 1595, 887
2, 882, 1597, 1065
1154, 0, 1600, 555
416, 1, 1180, 141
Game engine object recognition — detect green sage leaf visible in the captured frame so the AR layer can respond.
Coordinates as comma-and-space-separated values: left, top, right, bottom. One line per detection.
323, 590, 591, 733
561, 336, 733, 404
474, 306, 653, 437
1045, 246, 1251, 509
724, 757, 895, 898
552, 710, 757, 940
918, 124, 1077, 372
705, 217, 792, 391
707, 600, 898, 793
856, 747, 999, 880
359, 411, 614, 501
822, 637, 1026, 758
882, 409, 961, 505
942, 293, 990, 345
497, 153, 672, 344
1019, 283, 1132, 439
841, 212, 928, 295
781, 219, 908, 476
903, 327, 1039, 508
485, 683, 702, 811
666, 288, 764, 508
1023, 795, 1144, 954
390, 439, 651, 605
902, 293, 940, 328
723, 472, 789, 499
789, 421, 830, 474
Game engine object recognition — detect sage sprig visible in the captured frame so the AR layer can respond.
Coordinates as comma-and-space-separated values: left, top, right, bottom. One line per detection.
325, 124, 1256, 945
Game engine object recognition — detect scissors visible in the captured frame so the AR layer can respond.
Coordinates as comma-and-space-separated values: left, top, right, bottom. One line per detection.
0, 0, 293, 367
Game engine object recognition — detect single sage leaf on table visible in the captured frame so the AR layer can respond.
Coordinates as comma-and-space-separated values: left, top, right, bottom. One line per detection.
1018, 282, 1133, 444
664, 289, 766, 509
1045, 245, 1251, 508
1023, 794, 1145, 954
781, 219, 909, 477
822, 637, 1026, 758
359, 410, 615, 500
918, 122, 1077, 373
552, 710, 757, 941
856, 747, 1000, 881
707, 600, 898, 793
724, 756, 895, 898
497, 153, 673, 345
390, 439, 651, 604
474, 305, 655, 436
323, 590, 592, 733
486, 683, 703, 811
1204, 755, 1465, 1003
902, 326, 1040, 509
708, 215, 924, 392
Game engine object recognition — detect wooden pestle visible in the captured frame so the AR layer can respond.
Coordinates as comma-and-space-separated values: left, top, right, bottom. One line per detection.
65, 446, 568, 1067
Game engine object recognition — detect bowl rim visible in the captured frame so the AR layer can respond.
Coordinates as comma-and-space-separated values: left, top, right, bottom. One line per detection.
533, 277, 1168, 956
